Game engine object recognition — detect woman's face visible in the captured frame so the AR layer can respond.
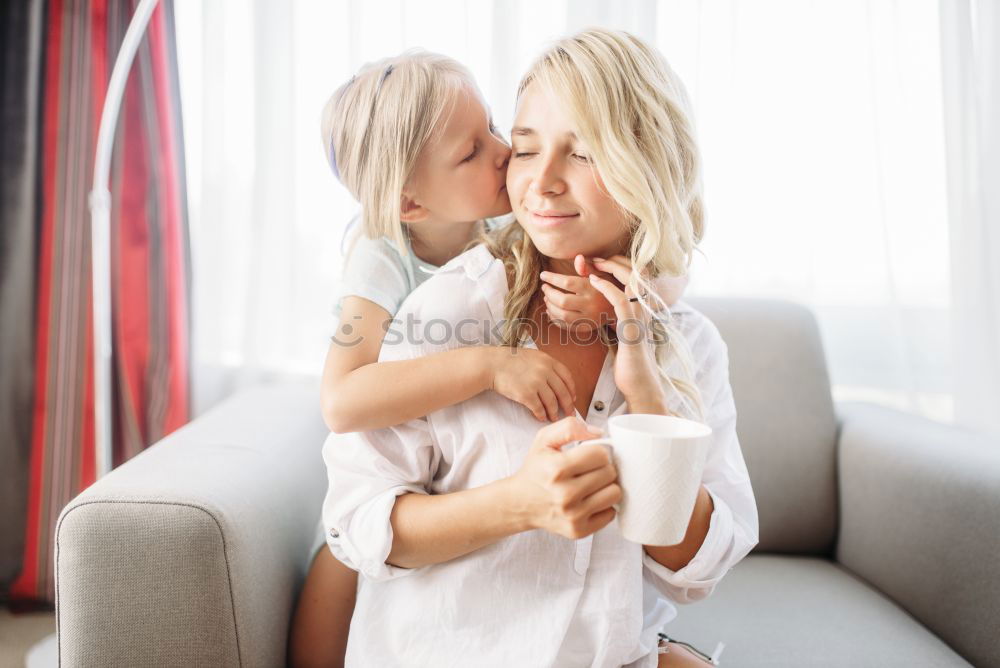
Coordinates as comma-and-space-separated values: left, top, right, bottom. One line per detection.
506, 81, 630, 265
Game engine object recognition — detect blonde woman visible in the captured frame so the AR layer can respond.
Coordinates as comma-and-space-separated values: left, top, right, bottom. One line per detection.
321, 28, 758, 667
290, 50, 688, 666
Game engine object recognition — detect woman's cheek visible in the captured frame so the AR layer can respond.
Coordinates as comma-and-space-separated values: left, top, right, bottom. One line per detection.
505, 173, 524, 205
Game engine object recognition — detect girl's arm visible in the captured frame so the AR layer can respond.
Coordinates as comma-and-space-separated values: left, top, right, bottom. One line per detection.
322, 296, 576, 433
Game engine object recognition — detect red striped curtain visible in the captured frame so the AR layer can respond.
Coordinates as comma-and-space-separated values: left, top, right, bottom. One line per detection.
3, 0, 190, 604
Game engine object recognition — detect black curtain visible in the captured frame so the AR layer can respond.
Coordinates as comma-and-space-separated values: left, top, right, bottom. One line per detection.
0, 0, 45, 602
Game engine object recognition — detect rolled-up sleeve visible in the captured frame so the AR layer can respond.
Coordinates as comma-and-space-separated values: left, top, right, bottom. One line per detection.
643, 314, 760, 604
321, 418, 439, 582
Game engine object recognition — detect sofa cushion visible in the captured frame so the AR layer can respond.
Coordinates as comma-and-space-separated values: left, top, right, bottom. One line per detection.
836, 402, 1000, 668
689, 298, 839, 555
662, 554, 971, 667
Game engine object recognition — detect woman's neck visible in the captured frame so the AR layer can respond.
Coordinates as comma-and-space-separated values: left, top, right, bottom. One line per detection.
408, 220, 482, 267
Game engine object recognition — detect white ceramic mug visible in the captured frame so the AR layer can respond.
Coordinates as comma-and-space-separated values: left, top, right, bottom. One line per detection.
577, 413, 712, 546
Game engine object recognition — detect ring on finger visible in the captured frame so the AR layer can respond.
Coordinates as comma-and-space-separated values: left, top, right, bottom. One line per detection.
628, 290, 649, 303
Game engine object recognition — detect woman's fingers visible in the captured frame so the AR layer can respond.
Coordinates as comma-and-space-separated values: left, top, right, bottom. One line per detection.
589, 270, 644, 310
582, 484, 622, 521
584, 506, 618, 534
592, 255, 653, 299
590, 257, 635, 289
604, 254, 633, 267
561, 453, 616, 487
596, 255, 638, 274
533, 416, 601, 453
588, 274, 648, 343
587, 274, 629, 315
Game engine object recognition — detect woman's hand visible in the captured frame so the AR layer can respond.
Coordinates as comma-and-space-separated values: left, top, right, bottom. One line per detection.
588, 255, 669, 413
487, 347, 578, 422
507, 417, 622, 539
539, 254, 616, 332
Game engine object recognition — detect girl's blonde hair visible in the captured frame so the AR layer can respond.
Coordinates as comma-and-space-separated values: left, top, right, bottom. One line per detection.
320, 50, 478, 256
478, 27, 708, 421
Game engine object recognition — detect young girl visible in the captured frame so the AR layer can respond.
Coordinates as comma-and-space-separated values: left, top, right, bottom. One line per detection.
288, 50, 690, 667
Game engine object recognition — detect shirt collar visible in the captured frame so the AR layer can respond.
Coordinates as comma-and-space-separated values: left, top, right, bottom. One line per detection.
426, 242, 693, 322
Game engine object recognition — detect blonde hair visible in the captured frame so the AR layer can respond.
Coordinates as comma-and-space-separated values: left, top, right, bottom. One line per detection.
478, 28, 708, 421
320, 50, 477, 257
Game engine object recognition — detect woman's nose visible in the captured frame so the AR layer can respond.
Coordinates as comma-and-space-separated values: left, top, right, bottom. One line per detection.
531, 157, 565, 196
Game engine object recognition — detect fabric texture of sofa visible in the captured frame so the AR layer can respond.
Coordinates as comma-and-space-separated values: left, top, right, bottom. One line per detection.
55, 297, 1000, 667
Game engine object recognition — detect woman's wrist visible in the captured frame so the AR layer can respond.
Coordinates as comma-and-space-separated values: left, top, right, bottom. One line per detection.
624, 386, 670, 415
387, 478, 530, 569
495, 476, 537, 534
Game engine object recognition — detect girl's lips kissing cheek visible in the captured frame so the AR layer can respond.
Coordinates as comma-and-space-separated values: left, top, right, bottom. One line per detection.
530, 210, 579, 227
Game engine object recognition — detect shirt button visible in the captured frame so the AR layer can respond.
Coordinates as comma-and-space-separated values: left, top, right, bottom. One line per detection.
329, 528, 340, 538
593, 400, 605, 412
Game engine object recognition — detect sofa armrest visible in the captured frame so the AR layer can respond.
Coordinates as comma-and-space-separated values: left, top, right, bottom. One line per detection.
55, 380, 329, 668
836, 401, 1000, 667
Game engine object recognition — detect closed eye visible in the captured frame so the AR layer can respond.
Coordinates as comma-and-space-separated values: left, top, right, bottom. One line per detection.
513, 152, 535, 159
461, 144, 479, 163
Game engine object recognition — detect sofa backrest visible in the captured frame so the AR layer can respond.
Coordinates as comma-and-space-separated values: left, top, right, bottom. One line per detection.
688, 297, 839, 555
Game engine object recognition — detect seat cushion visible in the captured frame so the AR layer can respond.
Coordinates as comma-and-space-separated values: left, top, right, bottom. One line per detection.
662, 554, 971, 667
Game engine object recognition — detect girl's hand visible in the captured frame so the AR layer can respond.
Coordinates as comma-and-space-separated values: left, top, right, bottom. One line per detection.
507, 416, 621, 539
539, 254, 616, 332
588, 255, 669, 411
487, 347, 578, 423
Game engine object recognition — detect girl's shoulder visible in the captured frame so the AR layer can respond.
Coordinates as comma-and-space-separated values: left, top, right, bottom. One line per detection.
343, 226, 409, 267
337, 227, 420, 318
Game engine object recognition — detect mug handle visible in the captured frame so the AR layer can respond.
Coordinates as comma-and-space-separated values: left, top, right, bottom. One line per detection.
575, 438, 620, 512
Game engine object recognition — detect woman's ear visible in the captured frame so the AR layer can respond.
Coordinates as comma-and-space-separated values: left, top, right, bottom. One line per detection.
400, 191, 429, 223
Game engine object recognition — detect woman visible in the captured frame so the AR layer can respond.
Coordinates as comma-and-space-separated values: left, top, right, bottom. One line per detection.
321, 28, 758, 667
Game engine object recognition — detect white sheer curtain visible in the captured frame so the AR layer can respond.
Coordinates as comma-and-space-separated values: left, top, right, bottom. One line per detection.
940, 0, 1000, 437
173, 0, 990, 432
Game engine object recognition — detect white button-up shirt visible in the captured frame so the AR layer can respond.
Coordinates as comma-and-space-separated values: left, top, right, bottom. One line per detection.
322, 243, 759, 667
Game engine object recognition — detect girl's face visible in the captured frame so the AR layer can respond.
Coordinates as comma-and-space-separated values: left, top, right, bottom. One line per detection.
506, 81, 630, 264
405, 85, 512, 224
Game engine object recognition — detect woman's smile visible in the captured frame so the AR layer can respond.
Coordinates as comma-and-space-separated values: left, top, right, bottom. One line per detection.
530, 209, 579, 227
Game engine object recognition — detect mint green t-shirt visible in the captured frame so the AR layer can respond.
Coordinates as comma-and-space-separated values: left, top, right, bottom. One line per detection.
330, 216, 511, 326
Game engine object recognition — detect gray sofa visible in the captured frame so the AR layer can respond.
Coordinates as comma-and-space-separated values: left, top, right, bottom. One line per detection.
54, 298, 1000, 667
